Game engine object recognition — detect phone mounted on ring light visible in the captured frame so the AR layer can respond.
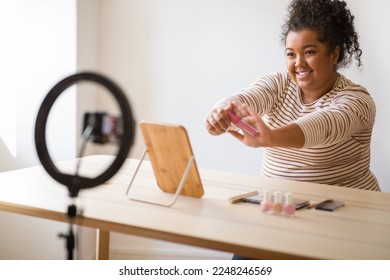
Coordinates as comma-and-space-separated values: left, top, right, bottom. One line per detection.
35, 72, 135, 198
83, 112, 123, 144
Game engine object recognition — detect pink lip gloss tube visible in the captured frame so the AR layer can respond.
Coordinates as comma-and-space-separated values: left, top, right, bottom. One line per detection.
283, 192, 295, 217
226, 111, 258, 136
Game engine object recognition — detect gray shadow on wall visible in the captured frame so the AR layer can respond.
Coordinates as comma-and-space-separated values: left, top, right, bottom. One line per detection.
0, 137, 18, 172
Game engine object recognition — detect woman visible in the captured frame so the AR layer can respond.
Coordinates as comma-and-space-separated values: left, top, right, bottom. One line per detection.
205, 0, 380, 192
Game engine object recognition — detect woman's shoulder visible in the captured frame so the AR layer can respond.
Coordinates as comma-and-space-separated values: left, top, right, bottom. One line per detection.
332, 74, 376, 113
335, 74, 370, 96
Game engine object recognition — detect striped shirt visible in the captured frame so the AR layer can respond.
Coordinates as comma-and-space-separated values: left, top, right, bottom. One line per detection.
219, 72, 380, 191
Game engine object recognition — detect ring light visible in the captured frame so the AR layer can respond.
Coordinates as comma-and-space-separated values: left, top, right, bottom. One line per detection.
35, 72, 135, 198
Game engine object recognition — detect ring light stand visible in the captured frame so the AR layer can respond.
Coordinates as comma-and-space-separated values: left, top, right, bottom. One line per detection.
34, 72, 135, 259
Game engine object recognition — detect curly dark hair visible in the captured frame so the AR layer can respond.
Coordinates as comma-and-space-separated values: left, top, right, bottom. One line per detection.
281, 0, 362, 69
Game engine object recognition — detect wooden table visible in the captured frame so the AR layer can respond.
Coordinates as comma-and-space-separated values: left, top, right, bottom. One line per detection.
0, 155, 389, 259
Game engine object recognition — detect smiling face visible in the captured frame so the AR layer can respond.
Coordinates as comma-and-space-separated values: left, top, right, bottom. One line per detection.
285, 29, 339, 103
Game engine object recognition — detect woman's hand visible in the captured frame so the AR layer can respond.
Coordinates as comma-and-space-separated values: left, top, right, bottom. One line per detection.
228, 101, 272, 147
205, 100, 304, 148
204, 103, 234, 136
229, 101, 305, 148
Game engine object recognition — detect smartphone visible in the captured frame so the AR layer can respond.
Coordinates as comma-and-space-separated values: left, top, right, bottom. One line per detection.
227, 111, 258, 136
315, 200, 345, 211
83, 112, 123, 144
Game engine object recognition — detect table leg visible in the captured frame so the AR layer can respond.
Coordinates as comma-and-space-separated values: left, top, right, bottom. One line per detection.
96, 229, 110, 260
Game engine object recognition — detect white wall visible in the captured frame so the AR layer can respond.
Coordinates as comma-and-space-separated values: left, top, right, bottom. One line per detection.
0, 0, 77, 169
77, 0, 390, 259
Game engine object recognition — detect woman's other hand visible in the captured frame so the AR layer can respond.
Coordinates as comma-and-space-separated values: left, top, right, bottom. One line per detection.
204, 103, 234, 136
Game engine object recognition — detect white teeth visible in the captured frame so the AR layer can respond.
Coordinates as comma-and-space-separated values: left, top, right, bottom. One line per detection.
297, 71, 310, 77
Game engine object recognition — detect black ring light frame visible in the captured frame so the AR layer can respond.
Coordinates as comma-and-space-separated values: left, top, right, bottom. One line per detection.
35, 72, 135, 198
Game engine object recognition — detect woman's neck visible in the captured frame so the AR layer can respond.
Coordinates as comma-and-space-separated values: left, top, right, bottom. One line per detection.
300, 72, 339, 104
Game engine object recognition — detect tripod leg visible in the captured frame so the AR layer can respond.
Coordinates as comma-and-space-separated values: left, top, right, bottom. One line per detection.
59, 224, 75, 260
59, 203, 77, 260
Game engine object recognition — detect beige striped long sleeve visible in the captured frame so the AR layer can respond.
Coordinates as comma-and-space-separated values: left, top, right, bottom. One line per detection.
219, 72, 380, 191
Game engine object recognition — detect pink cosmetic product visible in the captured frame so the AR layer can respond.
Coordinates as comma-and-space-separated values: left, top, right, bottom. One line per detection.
283, 192, 295, 217
272, 191, 283, 215
226, 111, 258, 136
260, 190, 273, 213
